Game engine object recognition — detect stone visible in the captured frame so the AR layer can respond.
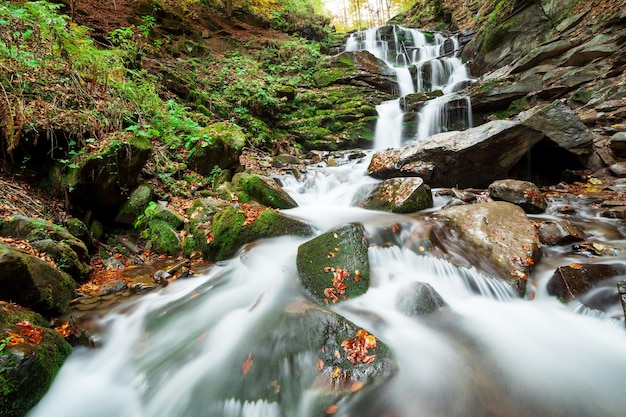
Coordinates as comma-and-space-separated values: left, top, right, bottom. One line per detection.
115, 184, 154, 226
396, 282, 446, 316
208, 203, 313, 261
432, 202, 541, 296
235, 173, 298, 209
488, 179, 547, 213
0, 242, 76, 316
355, 177, 433, 213
367, 120, 545, 188
470, 75, 543, 112
510, 39, 577, 73
187, 122, 246, 175
562, 42, 618, 67
50, 135, 153, 209
548, 263, 626, 302
537, 219, 585, 246
0, 302, 72, 417
519, 100, 594, 158
609, 132, 626, 157
297, 223, 370, 305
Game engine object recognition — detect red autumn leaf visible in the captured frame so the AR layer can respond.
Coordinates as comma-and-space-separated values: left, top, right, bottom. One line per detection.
242, 352, 253, 375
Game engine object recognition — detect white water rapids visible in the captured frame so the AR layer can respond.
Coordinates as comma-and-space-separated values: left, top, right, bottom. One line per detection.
28, 26, 626, 417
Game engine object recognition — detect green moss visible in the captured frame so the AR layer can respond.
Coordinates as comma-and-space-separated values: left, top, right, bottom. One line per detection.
146, 219, 181, 256
296, 223, 370, 305
312, 67, 353, 87
238, 175, 298, 209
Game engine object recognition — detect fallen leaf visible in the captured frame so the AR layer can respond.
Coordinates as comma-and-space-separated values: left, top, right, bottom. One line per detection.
350, 381, 363, 392
326, 404, 339, 414
242, 352, 253, 375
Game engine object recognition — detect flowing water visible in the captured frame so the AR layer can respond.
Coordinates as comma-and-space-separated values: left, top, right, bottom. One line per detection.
28, 26, 626, 417
345, 25, 473, 148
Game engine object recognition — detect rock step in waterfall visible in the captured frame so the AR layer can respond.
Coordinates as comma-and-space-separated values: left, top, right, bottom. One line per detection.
344, 25, 474, 148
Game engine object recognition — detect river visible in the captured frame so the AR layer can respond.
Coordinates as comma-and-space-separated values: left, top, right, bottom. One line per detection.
27, 25, 626, 417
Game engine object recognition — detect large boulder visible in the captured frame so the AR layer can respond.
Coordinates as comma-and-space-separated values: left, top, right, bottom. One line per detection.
187, 121, 246, 175
432, 202, 541, 296
518, 100, 594, 159
114, 184, 154, 226
355, 177, 433, 213
51, 134, 152, 210
235, 173, 298, 209
213, 300, 395, 416
0, 302, 72, 417
208, 203, 313, 261
297, 223, 370, 305
0, 216, 91, 283
0, 243, 76, 317
367, 119, 545, 188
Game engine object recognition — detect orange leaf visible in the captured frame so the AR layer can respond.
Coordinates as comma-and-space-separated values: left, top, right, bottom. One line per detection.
350, 381, 363, 392
326, 404, 338, 414
242, 352, 253, 375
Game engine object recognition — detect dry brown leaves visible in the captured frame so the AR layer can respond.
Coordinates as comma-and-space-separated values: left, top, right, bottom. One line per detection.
341, 329, 377, 365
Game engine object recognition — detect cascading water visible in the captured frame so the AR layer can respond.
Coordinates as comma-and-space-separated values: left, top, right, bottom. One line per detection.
27, 27, 626, 417
345, 25, 474, 147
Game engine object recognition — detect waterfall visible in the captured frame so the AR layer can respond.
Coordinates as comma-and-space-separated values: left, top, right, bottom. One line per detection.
25, 27, 626, 417
346, 25, 473, 148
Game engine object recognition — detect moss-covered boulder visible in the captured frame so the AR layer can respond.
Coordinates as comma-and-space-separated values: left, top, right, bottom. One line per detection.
114, 184, 154, 226
356, 177, 433, 213
0, 216, 91, 283
145, 219, 181, 256
182, 197, 232, 258
212, 300, 395, 416
50, 133, 153, 209
187, 121, 246, 175
0, 302, 72, 417
296, 223, 370, 305
235, 173, 298, 209
0, 243, 76, 317
208, 203, 313, 261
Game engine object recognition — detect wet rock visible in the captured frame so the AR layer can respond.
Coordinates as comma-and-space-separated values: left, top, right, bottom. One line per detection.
0, 301, 72, 417
432, 202, 541, 296
0, 245, 77, 317
50, 135, 153, 209
297, 223, 370, 305
208, 203, 313, 261
537, 219, 585, 246
618, 280, 626, 321
355, 177, 433, 214
187, 121, 246, 175
235, 173, 298, 209
488, 179, 547, 213
215, 300, 395, 415
367, 119, 544, 188
547, 263, 626, 303
571, 241, 622, 257
396, 282, 446, 316
114, 184, 154, 226
602, 206, 626, 220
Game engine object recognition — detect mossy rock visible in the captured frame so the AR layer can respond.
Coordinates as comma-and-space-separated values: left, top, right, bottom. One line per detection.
210, 300, 395, 415
0, 216, 91, 283
50, 134, 153, 209
115, 184, 154, 226
296, 223, 370, 305
30, 240, 92, 283
146, 219, 181, 256
0, 302, 72, 417
150, 206, 185, 229
0, 243, 76, 317
208, 204, 313, 261
236, 173, 298, 209
187, 122, 246, 175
